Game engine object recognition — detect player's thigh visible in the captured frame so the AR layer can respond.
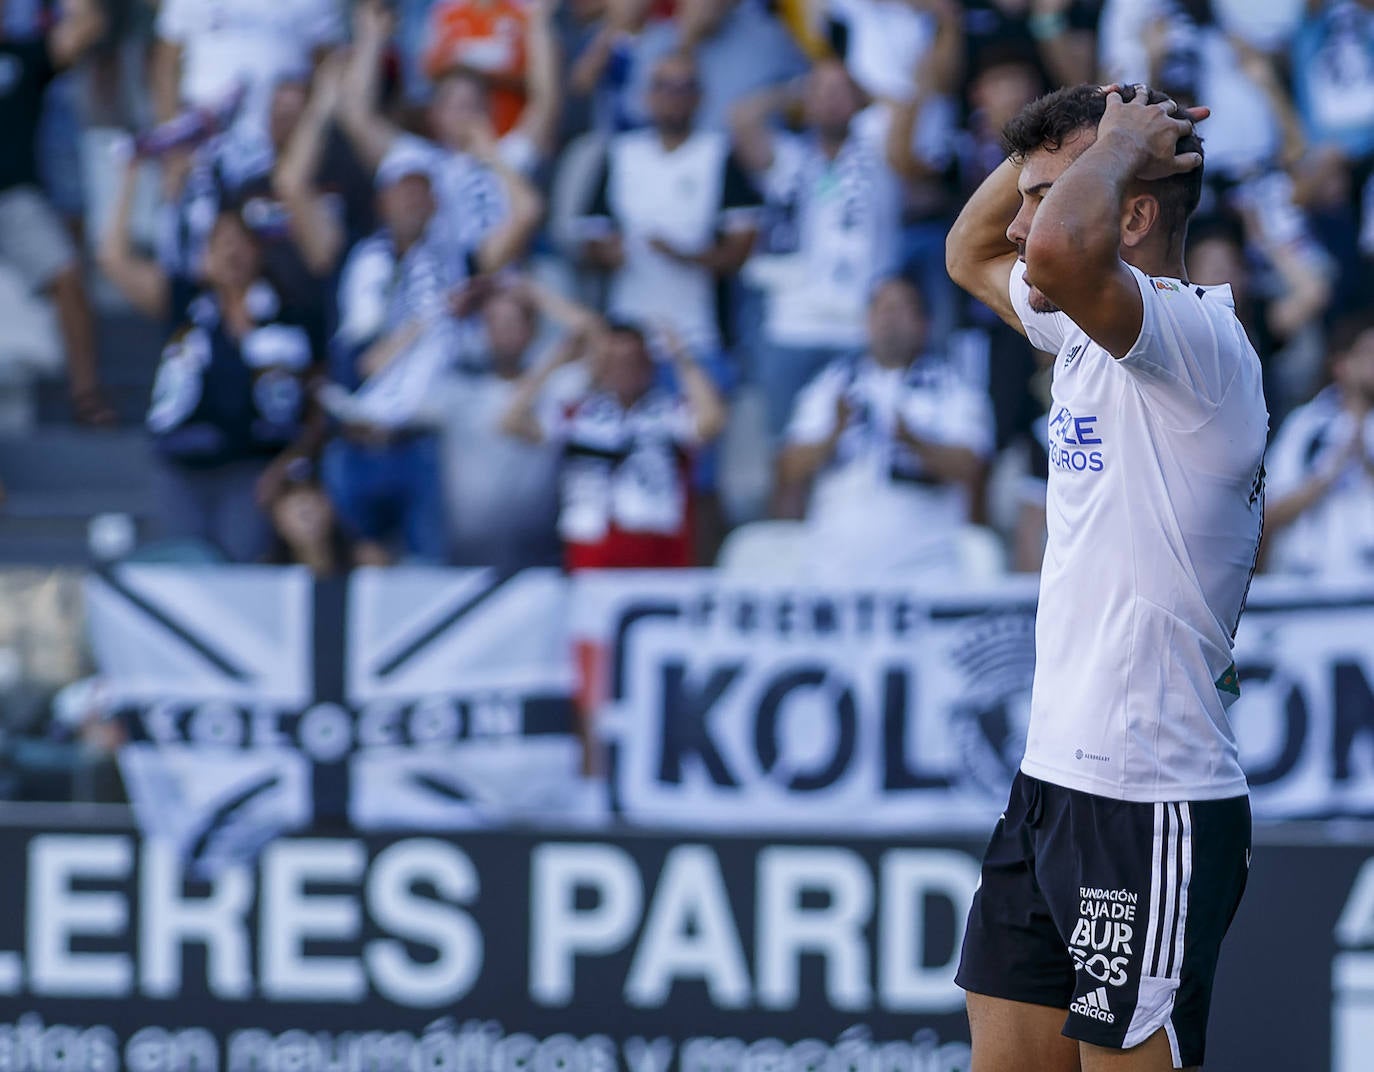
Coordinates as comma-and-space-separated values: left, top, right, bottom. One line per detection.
967, 992, 1081, 1072
1079, 1028, 1196, 1072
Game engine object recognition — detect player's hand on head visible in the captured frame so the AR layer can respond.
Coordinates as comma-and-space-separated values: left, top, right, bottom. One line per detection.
1096, 84, 1207, 182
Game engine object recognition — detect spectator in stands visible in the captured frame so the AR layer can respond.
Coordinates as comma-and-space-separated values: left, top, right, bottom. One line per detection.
421, 0, 532, 137
142, 207, 320, 562
579, 49, 761, 555
549, 0, 610, 141
1100, 0, 1314, 254
222, 73, 374, 330
267, 457, 348, 576
101, 82, 369, 345
579, 51, 761, 363
963, 0, 1099, 90
342, 0, 549, 278
440, 278, 598, 569
501, 320, 727, 570
272, 54, 382, 288
618, 0, 808, 132
777, 277, 994, 577
117, 64, 372, 348
926, 43, 1049, 462
152, 0, 344, 130
0, 0, 112, 424
731, 59, 902, 448
1264, 312, 1374, 577
318, 139, 456, 566
1293, 0, 1374, 170
1291, 0, 1374, 316
946, 42, 1046, 214
879, 0, 965, 349
828, 0, 958, 107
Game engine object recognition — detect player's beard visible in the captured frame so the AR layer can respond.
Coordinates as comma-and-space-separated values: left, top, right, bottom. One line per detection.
1027, 286, 1061, 315
1017, 251, 1062, 314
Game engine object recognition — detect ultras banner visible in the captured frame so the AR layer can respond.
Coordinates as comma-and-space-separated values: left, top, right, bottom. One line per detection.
85, 567, 584, 873
84, 566, 1374, 860
574, 573, 1374, 827
0, 817, 1369, 1072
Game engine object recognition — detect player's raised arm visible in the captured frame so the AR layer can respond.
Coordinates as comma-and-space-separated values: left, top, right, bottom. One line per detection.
945, 159, 1024, 336
1019, 87, 1208, 358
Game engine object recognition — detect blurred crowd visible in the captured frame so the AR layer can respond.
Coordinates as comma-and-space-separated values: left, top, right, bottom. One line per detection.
2, 0, 1373, 579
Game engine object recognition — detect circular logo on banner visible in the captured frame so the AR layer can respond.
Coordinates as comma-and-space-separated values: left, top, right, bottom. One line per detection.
948, 611, 1037, 797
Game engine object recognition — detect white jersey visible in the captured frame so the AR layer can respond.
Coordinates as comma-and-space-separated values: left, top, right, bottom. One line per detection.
786, 353, 994, 577
1010, 260, 1268, 802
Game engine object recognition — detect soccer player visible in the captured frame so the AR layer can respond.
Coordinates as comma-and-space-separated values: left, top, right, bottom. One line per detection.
945, 84, 1268, 1071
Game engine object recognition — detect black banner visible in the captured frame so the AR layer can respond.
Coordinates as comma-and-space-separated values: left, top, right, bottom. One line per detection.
0, 814, 1369, 1071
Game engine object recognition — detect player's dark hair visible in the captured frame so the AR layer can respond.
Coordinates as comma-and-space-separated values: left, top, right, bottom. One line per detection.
1002, 83, 1204, 246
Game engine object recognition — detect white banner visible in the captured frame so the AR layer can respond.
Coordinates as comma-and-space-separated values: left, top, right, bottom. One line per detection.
576, 573, 1042, 830
1231, 578, 1374, 817
87, 566, 584, 871
82, 565, 1374, 854
577, 572, 1374, 829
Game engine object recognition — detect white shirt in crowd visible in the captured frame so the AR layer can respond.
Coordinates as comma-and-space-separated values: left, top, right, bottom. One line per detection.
541, 389, 701, 543
787, 353, 995, 577
1098, 0, 1284, 176
377, 132, 537, 367
157, 0, 344, 134
1265, 387, 1374, 576
826, 0, 937, 102
1009, 259, 1268, 803
429, 131, 540, 268
749, 132, 901, 350
439, 365, 585, 568
325, 230, 459, 430
580, 129, 762, 357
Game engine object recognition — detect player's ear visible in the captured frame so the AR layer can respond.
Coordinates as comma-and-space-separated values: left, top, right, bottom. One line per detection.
1119, 192, 1160, 250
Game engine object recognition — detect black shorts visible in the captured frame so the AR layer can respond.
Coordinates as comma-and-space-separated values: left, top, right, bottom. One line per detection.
956, 772, 1250, 1068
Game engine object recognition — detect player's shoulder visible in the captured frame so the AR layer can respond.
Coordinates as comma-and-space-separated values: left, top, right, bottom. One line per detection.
1138, 269, 1243, 330
1132, 267, 1258, 363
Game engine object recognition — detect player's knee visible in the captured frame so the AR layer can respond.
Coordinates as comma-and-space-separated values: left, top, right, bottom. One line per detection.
968, 993, 1080, 1072
1078, 1028, 1193, 1072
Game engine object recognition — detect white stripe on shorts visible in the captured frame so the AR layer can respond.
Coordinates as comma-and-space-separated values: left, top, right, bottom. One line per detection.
1169, 803, 1193, 981
1123, 802, 1193, 1054
1141, 802, 1165, 977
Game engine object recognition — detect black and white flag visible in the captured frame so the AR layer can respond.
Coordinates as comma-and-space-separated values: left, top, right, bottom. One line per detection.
87, 566, 584, 873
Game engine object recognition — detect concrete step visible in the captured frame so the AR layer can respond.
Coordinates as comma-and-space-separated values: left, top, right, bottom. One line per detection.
33, 309, 163, 427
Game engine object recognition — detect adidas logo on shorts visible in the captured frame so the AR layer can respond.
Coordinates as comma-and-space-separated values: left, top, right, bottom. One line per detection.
1070, 986, 1116, 1024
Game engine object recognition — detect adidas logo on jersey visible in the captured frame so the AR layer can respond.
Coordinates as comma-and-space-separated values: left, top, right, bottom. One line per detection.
1063, 344, 1083, 368
1070, 987, 1116, 1024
